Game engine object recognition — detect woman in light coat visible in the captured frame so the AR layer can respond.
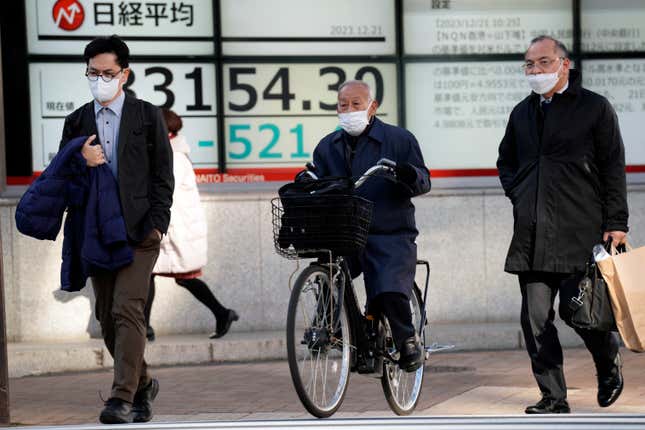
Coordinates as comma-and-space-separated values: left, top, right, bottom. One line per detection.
144, 109, 238, 340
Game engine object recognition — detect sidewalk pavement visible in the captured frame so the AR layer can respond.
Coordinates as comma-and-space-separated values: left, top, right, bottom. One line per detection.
7, 322, 593, 378
7, 331, 288, 378
6, 344, 645, 426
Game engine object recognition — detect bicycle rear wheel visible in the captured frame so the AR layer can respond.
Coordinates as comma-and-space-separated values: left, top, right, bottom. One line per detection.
381, 287, 425, 415
286, 264, 351, 418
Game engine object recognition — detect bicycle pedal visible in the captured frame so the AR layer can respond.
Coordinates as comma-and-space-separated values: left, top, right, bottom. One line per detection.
425, 342, 455, 354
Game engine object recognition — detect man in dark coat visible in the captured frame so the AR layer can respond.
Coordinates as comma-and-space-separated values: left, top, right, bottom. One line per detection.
60, 36, 173, 424
497, 36, 628, 414
313, 80, 431, 372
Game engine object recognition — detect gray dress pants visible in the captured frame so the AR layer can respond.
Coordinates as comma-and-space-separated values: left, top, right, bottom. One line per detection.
518, 272, 620, 401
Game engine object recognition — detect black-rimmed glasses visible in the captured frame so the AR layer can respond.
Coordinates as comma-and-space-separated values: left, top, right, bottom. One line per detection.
85, 69, 123, 82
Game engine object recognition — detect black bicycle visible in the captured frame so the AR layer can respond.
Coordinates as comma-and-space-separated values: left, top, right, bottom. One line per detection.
271, 159, 431, 418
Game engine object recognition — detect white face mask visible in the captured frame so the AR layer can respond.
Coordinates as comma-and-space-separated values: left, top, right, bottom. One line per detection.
338, 101, 373, 136
526, 61, 563, 95
88, 77, 122, 103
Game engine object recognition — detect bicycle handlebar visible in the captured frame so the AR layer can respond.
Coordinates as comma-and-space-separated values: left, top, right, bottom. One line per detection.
301, 158, 397, 187
376, 158, 397, 169
354, 158, 397, 189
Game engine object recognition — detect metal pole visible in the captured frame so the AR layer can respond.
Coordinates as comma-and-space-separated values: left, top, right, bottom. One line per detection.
0, 25, 9, 425
0, 27, 5, 192
0, 228, 8, 425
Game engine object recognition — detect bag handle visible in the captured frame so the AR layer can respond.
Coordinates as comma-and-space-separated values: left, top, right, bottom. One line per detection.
608, 237, 632, 255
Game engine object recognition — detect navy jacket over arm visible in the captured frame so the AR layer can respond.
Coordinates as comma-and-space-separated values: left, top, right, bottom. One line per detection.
312, 117, 431, 301
16, 136, 133, 292
15, 138, 87, 240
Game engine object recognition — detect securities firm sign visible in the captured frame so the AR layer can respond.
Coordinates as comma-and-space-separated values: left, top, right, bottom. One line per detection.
26, 0, 215, 55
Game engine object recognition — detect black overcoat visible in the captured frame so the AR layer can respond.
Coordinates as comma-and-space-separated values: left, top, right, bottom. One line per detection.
497, 70, 628, 274
313, 117, 431, 301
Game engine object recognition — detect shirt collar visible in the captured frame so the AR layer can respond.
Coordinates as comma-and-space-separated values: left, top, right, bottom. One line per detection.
541, 81, 569, 103
94, 91, 125, 117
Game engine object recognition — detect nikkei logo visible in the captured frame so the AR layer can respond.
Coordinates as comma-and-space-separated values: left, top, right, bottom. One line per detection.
52, 0, 85, 31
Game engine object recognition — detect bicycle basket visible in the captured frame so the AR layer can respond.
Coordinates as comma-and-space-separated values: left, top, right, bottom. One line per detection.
271, 194, 373, 259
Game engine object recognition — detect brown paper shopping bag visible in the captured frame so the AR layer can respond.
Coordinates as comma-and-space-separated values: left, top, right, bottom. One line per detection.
597, 242, 645, 352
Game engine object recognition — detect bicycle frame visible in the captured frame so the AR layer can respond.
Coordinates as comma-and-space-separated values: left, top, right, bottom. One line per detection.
416, 260, 430, 337
314, 256, 431, 374
311, 257, 363, 370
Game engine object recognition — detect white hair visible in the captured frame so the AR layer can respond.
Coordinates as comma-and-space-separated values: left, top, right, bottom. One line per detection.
338, 80, 375, 101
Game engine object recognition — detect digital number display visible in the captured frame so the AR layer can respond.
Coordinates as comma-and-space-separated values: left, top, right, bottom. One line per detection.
29, 62, 218, 170
404, 0, 572, 55
223, 63, 397, 169
582, 0, 645, 52
584, 59, 645, 165
406, 61, 526, 170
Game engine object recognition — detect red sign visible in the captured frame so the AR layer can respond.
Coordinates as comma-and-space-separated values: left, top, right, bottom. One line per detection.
52, 0, 85, 31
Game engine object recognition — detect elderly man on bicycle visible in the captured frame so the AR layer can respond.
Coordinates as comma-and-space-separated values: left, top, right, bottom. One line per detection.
311, 80, 431, 372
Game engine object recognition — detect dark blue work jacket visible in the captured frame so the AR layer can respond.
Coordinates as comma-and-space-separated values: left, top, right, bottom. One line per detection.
16, 136, 133, 292
312, 117, 431, 301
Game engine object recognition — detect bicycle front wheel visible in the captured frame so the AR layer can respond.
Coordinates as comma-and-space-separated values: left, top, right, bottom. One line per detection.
286, 264, 352, 418
381, 286, 425, 415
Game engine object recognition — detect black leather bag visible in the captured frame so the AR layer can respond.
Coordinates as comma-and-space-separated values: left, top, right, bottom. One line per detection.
278, 176, 354, 197
569, 255, 616, 332
275, 177, 372, 257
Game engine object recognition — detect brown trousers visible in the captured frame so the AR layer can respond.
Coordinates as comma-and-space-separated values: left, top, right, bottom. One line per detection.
92, 232, 160, 403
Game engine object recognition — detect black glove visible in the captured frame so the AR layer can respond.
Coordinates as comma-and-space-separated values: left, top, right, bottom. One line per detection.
395, 162, 417, 184
294, 169, 315, 183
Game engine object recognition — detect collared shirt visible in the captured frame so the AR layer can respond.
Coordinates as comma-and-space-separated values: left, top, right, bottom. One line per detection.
540, 81, 569, 104
94, 91, 125, 178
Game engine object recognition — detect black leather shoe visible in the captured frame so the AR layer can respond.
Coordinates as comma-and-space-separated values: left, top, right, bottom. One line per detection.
132, 378, 159, 423
99, 398, 133, 424
525, 397, 570, 414
146, 325, 156, 342
398, 336, 423, 372
210, 310, 239, 339
598, 353, 623, 407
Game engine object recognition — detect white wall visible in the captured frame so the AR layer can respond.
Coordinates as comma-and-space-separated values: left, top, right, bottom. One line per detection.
2, 186, 644, 348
